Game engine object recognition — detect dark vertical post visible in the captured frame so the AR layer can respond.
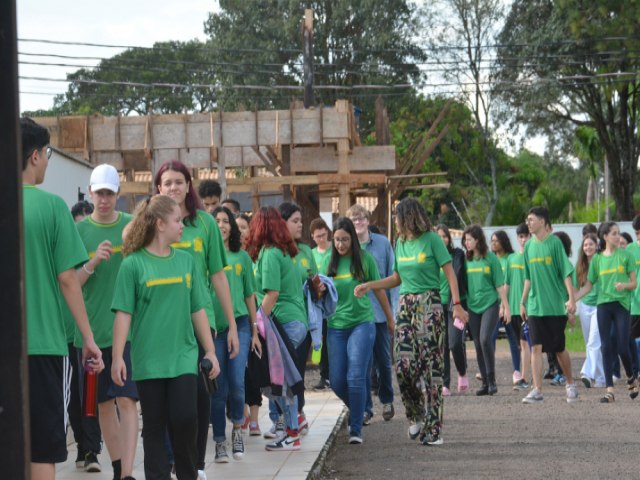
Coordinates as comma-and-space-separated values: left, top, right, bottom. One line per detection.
0, 0, 30, 478
302, 9, 315, 108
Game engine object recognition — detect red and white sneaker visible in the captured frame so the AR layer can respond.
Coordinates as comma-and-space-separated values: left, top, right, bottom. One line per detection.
240, 415, 251, 434
298, 413, 309, 436
265, 429, 300, 451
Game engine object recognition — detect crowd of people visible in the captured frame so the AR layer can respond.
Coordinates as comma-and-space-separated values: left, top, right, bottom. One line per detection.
21, 116, 640, 480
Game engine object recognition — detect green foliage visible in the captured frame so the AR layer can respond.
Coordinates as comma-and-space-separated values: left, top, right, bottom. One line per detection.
572, 201, 615, 224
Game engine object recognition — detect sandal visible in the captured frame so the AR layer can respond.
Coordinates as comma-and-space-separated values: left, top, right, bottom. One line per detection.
600, 392, 615, 403
627, 376, 639, 399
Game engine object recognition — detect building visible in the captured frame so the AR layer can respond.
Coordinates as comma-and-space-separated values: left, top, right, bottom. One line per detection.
39, 147, 93, 208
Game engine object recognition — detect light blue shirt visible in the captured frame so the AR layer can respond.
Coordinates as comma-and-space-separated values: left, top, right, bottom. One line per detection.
363, 232, 399, 323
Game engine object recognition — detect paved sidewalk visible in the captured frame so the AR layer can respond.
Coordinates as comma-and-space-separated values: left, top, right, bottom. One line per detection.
57, 389, 343, 480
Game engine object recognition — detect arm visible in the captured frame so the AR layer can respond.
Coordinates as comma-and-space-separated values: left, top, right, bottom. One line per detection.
498, 284, 511, 324
58, 269, 103, 370
443, 262, 468, 323
76, 240, 113, 287
192, 308, 220, 379
111, 311, 131, 386
373, 288, 395, 334
615, 271, 637, 292
520, 279, 531, 321
245, 293, 261, 356
261, 290, 280, 316
354, 271, 401, 297
574, 280, 593, 302
564, 275, 577, 314
211, 270, 239, 359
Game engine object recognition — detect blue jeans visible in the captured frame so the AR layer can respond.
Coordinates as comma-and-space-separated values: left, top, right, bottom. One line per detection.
365, 322, 394, 415
210, 317, 251, 442
268, 320, 308, 430
328, 322, 375, 437
493, 320, 521, 372
598, 302, 633, 387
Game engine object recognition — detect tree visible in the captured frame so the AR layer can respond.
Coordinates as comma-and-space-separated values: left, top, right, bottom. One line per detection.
573, 126, 604, 206
421, 0, 506, 225
496, 0, 640, 220
52, 40, 218, 115
205, 0, 426, 127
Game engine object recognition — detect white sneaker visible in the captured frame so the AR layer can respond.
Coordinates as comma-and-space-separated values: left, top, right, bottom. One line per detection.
408, 423, 421, 440
522, 388, 544, 404
263, 417, 285, 439
231, 428, 244, 460
197, 470, 207, 480
566, 383, 579, 403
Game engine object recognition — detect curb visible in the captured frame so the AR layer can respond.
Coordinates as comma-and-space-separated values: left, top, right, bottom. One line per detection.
306, 404, 348, 480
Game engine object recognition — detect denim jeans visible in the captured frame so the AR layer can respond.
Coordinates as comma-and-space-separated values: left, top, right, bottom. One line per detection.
328, 321, 375, 437
210, 316, 251, 442
492, 320, 521, 372
598, 301, 633, 387
268, 319, 308, 430
365, 322, 394, 415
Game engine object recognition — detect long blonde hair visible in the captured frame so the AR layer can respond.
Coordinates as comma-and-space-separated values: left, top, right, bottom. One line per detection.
123, 195, 178, 255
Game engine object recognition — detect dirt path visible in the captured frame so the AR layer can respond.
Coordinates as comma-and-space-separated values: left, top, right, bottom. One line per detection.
320, 342, 640, 480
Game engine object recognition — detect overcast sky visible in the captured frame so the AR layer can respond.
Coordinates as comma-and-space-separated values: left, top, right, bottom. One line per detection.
17, 0, 216, 113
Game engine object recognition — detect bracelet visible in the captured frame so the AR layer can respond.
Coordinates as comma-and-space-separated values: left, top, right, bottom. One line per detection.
82, 263, 94, 275
452, 301, 461, 306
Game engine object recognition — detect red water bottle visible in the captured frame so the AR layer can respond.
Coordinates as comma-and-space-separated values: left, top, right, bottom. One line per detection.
83, 359, 98, 417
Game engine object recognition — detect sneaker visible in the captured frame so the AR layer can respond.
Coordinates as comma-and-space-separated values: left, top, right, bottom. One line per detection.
263, 417, 285, 439
457, 375, 469, 393
522, 388, 544, 404
581, 376, 592, 388
613, 375, 620, 384
232, 428, 244, 460
215, 442, 230, 463
382, 403, 395, 421
442, 386, 451, 396
408, 423, 421, 440
543, 367, 557, 379
197, 470, 207, 480
362, 411, 372, 426
249, 421, 262, 436
475, 372, 482, 380
313, 378, 330, 391
265, 429, 300, 451
566, 383, 579, 403
298, 413, 309, 436
75, 449, 85, 469
421, 433, 443, 446
627, 376, 639, 399
241, 415, 250, 434
513, 370, 523, 384
512, 379, 530, 391
348, 434, 363, 444
84, 452, 101, 473
550, 374, 566, 386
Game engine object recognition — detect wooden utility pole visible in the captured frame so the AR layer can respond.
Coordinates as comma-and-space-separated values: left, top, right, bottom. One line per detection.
302, 9, 315, 108
0, 0, 30, 477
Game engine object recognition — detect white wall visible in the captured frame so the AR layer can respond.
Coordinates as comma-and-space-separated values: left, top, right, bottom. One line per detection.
39, 151, 93, 208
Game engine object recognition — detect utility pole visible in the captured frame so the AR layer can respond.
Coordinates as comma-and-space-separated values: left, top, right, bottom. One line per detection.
0, 0, 30, 477
302, 9, 314, 108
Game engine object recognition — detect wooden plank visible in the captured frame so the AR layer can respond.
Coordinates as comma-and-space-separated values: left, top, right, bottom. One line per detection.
318, 173, 386, 184
291, 146, 395, 172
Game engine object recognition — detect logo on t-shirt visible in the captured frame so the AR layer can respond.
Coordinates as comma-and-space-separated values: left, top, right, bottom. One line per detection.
236, 263, 243, 276
418, 253, 427, 264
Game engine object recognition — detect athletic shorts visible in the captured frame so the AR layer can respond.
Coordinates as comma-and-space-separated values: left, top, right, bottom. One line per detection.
631, 315, 640, 339
97, 342, 138, 403
29, 355, 69, 463
528, 315, 567, 353
510, 315, 523, 341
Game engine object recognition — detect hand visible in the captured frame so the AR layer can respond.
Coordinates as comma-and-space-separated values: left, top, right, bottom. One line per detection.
565, 299, 576, 315
354, 283, 370, 298
91, 240, 114, 268
387, 319, 395, 335
452, 304, 468, 324
81, 339, 104, 373
251, 333, 262, 358
567, 312, 577, 327
615, 282, 625, 292
111, 356, 126, 386
203, 351, 220, 379
520, 303, 528, 321
227, 327, 240, 359
502, 304, 511, 325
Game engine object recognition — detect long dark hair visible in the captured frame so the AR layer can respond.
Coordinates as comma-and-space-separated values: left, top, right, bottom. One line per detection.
597, 221, 617, 252
327, 217, 366, 282
153, 160, 203, 226
463, 224, 488, 261
436, 223, 454, 253
212, 206, 241, 253
492, 230, 514, 255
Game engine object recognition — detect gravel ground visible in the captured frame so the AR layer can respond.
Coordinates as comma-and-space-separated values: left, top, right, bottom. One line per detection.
319, 341, 640, 480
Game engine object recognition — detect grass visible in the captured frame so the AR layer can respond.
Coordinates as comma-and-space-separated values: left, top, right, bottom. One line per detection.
564, 315, 586, 353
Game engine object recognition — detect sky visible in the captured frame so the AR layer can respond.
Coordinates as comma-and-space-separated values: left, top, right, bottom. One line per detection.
17, 0, 217, 113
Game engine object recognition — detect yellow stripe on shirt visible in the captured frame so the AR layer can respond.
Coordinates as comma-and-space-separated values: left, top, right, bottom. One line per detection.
146, 276, 184, 288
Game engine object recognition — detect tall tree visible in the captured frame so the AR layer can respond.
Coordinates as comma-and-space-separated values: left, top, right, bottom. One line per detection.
496, 0, 640, 219
422, 0, 505, 225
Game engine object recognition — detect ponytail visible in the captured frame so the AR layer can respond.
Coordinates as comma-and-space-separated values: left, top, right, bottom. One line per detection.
597, 221, 617, 253
123, 195, 178, 255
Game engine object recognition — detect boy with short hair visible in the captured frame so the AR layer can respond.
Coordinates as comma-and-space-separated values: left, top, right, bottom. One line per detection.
198, 180, 222, 214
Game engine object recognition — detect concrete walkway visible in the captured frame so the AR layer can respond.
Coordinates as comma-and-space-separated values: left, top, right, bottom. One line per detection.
57, 389, 344, 480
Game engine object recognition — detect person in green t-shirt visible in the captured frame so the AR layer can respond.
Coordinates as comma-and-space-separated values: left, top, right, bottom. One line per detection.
154, 160, 236, 474
520, 207, 578, 405
111, 195, 220, 480
575, 233, 605, 388
575, 221, 638, 403
464, 225, 510, 396
355, 198, 468, 447
279, 202, 316, 433
248, 206, 307, 452
627, 216, 640, 360
236, 213, 251, 250
321, 217, 394, 445
210, 206, 260, 462
310, 217, 332, 391
21, 118, 103, 479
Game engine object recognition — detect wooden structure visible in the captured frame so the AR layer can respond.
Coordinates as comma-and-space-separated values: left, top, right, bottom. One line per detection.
34, 100, 395, 217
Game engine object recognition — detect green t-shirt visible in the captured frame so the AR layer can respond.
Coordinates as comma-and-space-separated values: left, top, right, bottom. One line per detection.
212, 249, 256, 331
465, 251, 504, 314
626, 242, 640, 314
74, 212, 132, 348
294, 243, 318, 284
322, 251, 381, 329
312, 247, 331, 271
506, 252, 526, 313
172, 210, 227, 329
587, 248, 635, 310
111, 248, 208, 381
394, 231, 452, 295
23, 185, 88, 355
254, 246, 307, 325
439, 268, 450, 305
524, 234, 574, 316
577, 258, 599, 307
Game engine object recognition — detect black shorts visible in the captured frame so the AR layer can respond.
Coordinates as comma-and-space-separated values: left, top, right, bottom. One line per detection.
97, 343, 138, 404
510, 315, 523, 341
528, 315, 567, 353
29, 355, 69, 463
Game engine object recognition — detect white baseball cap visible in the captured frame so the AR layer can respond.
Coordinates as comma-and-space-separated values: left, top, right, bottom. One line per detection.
89, 164, 120, 193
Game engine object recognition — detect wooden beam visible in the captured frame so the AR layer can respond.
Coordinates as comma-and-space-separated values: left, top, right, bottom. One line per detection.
318, 173, 386, 185
290, 146, 395, 172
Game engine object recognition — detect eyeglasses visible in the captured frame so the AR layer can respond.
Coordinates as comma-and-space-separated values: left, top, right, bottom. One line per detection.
334, 237, 351, 244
